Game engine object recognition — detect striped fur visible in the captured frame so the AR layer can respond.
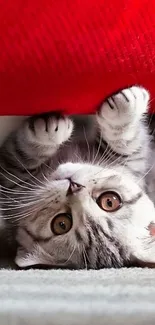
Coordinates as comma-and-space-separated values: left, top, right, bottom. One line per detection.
1, 86, 155, 269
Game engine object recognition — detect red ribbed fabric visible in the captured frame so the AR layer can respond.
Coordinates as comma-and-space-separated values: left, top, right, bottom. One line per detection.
0, 0, 155, 115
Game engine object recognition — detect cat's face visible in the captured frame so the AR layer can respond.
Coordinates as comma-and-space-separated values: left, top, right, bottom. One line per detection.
15, 162, 155, 269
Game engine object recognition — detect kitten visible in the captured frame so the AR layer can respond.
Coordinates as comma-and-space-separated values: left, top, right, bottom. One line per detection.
1, 86, 155, 269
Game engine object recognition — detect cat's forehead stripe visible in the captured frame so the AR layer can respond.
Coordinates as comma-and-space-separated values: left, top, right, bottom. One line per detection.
125, 192, 143, 205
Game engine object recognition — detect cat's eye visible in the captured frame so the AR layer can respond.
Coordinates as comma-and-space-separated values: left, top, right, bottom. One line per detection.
97, 191, 122, 212
51, 213, 72, 235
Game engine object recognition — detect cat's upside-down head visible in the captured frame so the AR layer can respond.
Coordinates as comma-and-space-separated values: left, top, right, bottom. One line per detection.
15, 162, 155, 269
1, 86, 155, 269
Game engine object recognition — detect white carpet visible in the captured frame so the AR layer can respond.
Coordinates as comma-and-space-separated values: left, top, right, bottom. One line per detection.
0, 268, 155, 325
0, 118, 155, 324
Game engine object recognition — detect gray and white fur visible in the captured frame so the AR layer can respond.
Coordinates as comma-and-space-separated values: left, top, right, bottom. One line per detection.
0, 86, 155, 269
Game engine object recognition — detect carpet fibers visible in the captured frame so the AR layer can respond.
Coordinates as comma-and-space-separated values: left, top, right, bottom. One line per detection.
0, 268, 155, 325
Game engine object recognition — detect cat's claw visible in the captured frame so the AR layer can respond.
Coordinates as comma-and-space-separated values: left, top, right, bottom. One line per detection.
26, 114, 73, 146
97, 86, 150, 126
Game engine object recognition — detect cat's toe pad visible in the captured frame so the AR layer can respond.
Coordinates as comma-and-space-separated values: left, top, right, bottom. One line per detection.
27, 114, 73, 146
97, 86, 149, 126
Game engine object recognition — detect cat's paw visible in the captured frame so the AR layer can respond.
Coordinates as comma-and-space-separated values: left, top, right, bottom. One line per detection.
25, 114, 73, 146
97, 86, 150, 126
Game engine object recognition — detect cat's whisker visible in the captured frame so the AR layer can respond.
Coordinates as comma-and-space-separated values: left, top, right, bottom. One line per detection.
0, 189, 42, 202
0, 197, 40, 204
92, 134, 102, 165
105, 154, 123, 168
42, 163, 54, 172
0, 188, 38, 198
137, 161, 155, 184
0, 186, 36, 194
82, 246, 88, 270
74, 152, 82, 161
2, 192, 24, 203
40, 168, 51, 184
96, 144, 111, 166
83, 245, 91, 264
0, 199, 44, 211
0, 164, 35, 190
3, 206, 43, 221
62, 246, 76, 265
0, 87, 153, 270
12, 154, 46, 189
90, 155, 122, 180
83, 126, 91, 162
97, 147, 117, 166
0, 170, 33, 191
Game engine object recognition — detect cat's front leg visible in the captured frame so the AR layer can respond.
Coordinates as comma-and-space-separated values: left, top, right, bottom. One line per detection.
96, 86, 149, 156
1, 114, 73, 171
24, 114, 73, 157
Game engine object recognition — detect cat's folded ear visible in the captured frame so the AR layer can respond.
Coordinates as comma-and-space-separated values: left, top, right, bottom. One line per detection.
15, 228, 53, 268
15, 246, 42, 268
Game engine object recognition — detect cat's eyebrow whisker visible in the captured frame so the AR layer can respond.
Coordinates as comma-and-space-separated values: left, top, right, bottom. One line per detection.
103, 150, 121, 167
96, 143, 111, 166
97, 146, 116, 166
89, 154, 122, 180
104, 154, 123, 168
88, 154, 126, 182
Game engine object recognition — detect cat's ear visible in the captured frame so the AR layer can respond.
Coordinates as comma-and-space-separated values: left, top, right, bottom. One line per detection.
15, 246, 42, 268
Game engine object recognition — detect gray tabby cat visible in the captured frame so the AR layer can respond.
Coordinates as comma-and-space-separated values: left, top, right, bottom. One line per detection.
1, 86, 155, 269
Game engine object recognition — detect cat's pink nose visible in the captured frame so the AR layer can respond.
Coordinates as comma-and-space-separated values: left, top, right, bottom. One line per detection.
149, 222, 155, 236
66, 180, 84, 196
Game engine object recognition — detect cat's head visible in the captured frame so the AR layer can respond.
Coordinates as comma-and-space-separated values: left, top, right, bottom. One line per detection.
15, 162, 155, 269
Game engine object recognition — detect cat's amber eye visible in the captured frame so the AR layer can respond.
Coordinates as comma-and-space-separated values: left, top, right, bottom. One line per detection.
51, 213, 72, 235
97, 191, 122, 212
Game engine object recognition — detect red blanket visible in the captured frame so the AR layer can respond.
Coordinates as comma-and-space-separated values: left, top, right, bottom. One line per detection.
0, 0, 155, 115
